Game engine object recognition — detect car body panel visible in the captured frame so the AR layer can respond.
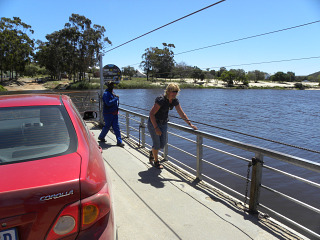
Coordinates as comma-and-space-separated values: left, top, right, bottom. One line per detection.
0, 94, 114, 240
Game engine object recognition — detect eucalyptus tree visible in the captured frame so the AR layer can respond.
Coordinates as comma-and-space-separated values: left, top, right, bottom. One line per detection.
64, 14, 111, 81
231, 69, 246, 85
220, 70, 236, 87
35, 30, 71, 79
172, 62, 192, 81
140, 43, 175, 80
271, 71, 287, 82
0, 17, 34, 81
191, 66, 205, 82
286, 71, 295, 82
36, 14, 111, 82
122, 66, 136, 79
247, 70, 266, 82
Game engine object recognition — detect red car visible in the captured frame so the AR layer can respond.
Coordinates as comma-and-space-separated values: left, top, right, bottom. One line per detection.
0, 94, 115, 240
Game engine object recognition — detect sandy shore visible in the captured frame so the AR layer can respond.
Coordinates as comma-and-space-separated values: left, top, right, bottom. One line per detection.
2, 78, 48, 91
2, 77, 319, 91
152, 78, 320, 89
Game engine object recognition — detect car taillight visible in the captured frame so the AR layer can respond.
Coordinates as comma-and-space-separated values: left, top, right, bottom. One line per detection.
81, 184, 111, 230
46, 184, 111, 239
46, 201, 80, 240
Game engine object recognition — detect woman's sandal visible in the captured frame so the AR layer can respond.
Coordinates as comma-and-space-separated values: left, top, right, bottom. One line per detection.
149, 150, 154, 164
154, 161, 163, 169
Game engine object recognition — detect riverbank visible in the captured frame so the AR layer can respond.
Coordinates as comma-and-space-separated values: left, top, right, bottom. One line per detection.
1, 77, 319, 91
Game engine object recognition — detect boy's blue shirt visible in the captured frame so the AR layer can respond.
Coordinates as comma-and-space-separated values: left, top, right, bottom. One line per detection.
102, 90, 119, 113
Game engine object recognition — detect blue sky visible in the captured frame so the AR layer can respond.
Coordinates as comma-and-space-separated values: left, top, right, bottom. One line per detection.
1, 0, 320, 76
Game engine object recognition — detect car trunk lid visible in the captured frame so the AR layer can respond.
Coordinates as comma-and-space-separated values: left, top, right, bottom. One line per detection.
0, 153, 81, 239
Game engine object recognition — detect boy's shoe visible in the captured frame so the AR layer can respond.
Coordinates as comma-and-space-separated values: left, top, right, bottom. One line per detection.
117, 143, 125, 147
98, 137, 106, 142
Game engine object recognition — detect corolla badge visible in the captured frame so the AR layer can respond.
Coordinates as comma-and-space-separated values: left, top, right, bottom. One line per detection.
40, 190, 74, 201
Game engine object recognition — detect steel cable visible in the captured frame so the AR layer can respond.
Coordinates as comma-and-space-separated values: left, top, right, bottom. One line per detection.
105, 0, 226, 53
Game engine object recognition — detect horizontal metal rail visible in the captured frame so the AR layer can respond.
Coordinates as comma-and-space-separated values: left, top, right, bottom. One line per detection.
261, 185, 320, 214
117, 107, 320, 238
169, 131, 197, 144
263, 164, 320, 189
167, 143, 197, 158
202, 159, 248, 181
167, 154, 197, 174
203, 143, 251, 163
259, 204, 320, 238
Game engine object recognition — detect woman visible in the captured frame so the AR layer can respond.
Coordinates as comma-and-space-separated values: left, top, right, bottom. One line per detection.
148, 83, 197, 169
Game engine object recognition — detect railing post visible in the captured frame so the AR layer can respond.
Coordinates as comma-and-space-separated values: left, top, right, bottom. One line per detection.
196, 135, 203, 180
163, 130, 168, 161
249, 153, 264, 213
126, 112, 130, 138
141, 117, 145, 147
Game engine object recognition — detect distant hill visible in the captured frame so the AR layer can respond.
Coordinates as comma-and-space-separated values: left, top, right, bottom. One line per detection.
308, 71, 320, 78
307, 72, 320, 82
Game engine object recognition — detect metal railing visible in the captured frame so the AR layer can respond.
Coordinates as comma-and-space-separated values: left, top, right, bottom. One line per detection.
118, 107, 320, 239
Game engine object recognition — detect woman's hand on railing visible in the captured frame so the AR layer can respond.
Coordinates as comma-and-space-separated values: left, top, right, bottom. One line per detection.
190, 124, 198, 130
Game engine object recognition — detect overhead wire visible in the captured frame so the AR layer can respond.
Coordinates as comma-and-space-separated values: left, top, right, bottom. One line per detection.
105, 0, 226, 53
101, 3, 319, 154
208, 56, 320, 70
120, 103, 320, 154
174, 20, 320, 56
124, 20, 320, 70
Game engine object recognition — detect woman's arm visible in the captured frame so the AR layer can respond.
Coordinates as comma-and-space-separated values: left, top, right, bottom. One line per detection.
175, 104, 198, 130
149, 103, 162, 135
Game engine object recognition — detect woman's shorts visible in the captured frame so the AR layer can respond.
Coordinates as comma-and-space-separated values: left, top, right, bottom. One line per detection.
147, 118, 168, 150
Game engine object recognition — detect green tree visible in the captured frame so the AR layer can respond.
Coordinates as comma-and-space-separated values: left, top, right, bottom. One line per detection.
271, 71, 287, 82
0, 17, 34, 81
122, 66, 136, 80
191, 66, 205, 82
172, 62, 192, 81
247, 70, 265, 82
287, 71, 295, 82
35, 14, 111, 81
220, 70, 235, 87
64, 14, 111, 81
230, 69, 246, 84
140, 43, 175, 80
216, 67, 226, 78
35, 31, 71, 79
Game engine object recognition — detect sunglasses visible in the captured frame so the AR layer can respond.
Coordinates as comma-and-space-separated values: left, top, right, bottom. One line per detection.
171, 91, 179, 93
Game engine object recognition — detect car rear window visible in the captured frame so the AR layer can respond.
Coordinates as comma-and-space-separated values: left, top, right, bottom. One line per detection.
0, 105, 77, 164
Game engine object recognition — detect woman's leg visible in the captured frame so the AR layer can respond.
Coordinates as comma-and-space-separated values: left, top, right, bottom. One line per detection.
159, 123, 168, 149
152, 148, 159, 162
147, 119, 162, 167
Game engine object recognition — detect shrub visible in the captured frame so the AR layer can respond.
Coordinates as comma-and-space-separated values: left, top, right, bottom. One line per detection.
0, 85, 7, 91
294, 83, 305, 90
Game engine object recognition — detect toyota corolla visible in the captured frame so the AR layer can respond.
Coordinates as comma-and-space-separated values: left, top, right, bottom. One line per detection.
0, 94, 114, 240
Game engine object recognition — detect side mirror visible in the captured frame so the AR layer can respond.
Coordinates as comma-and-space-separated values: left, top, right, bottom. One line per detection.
83, 111, 97, 120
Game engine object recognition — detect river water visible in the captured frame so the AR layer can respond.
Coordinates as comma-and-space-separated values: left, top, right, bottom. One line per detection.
111, 88, 320, 237
3, 88, 319, 237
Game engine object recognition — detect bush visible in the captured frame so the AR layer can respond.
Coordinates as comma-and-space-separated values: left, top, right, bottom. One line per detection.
0, 85, 7, 91
294, 83, 305, 90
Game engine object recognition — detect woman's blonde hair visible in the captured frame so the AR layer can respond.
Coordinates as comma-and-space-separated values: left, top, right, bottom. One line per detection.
164, 83, 180, 98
